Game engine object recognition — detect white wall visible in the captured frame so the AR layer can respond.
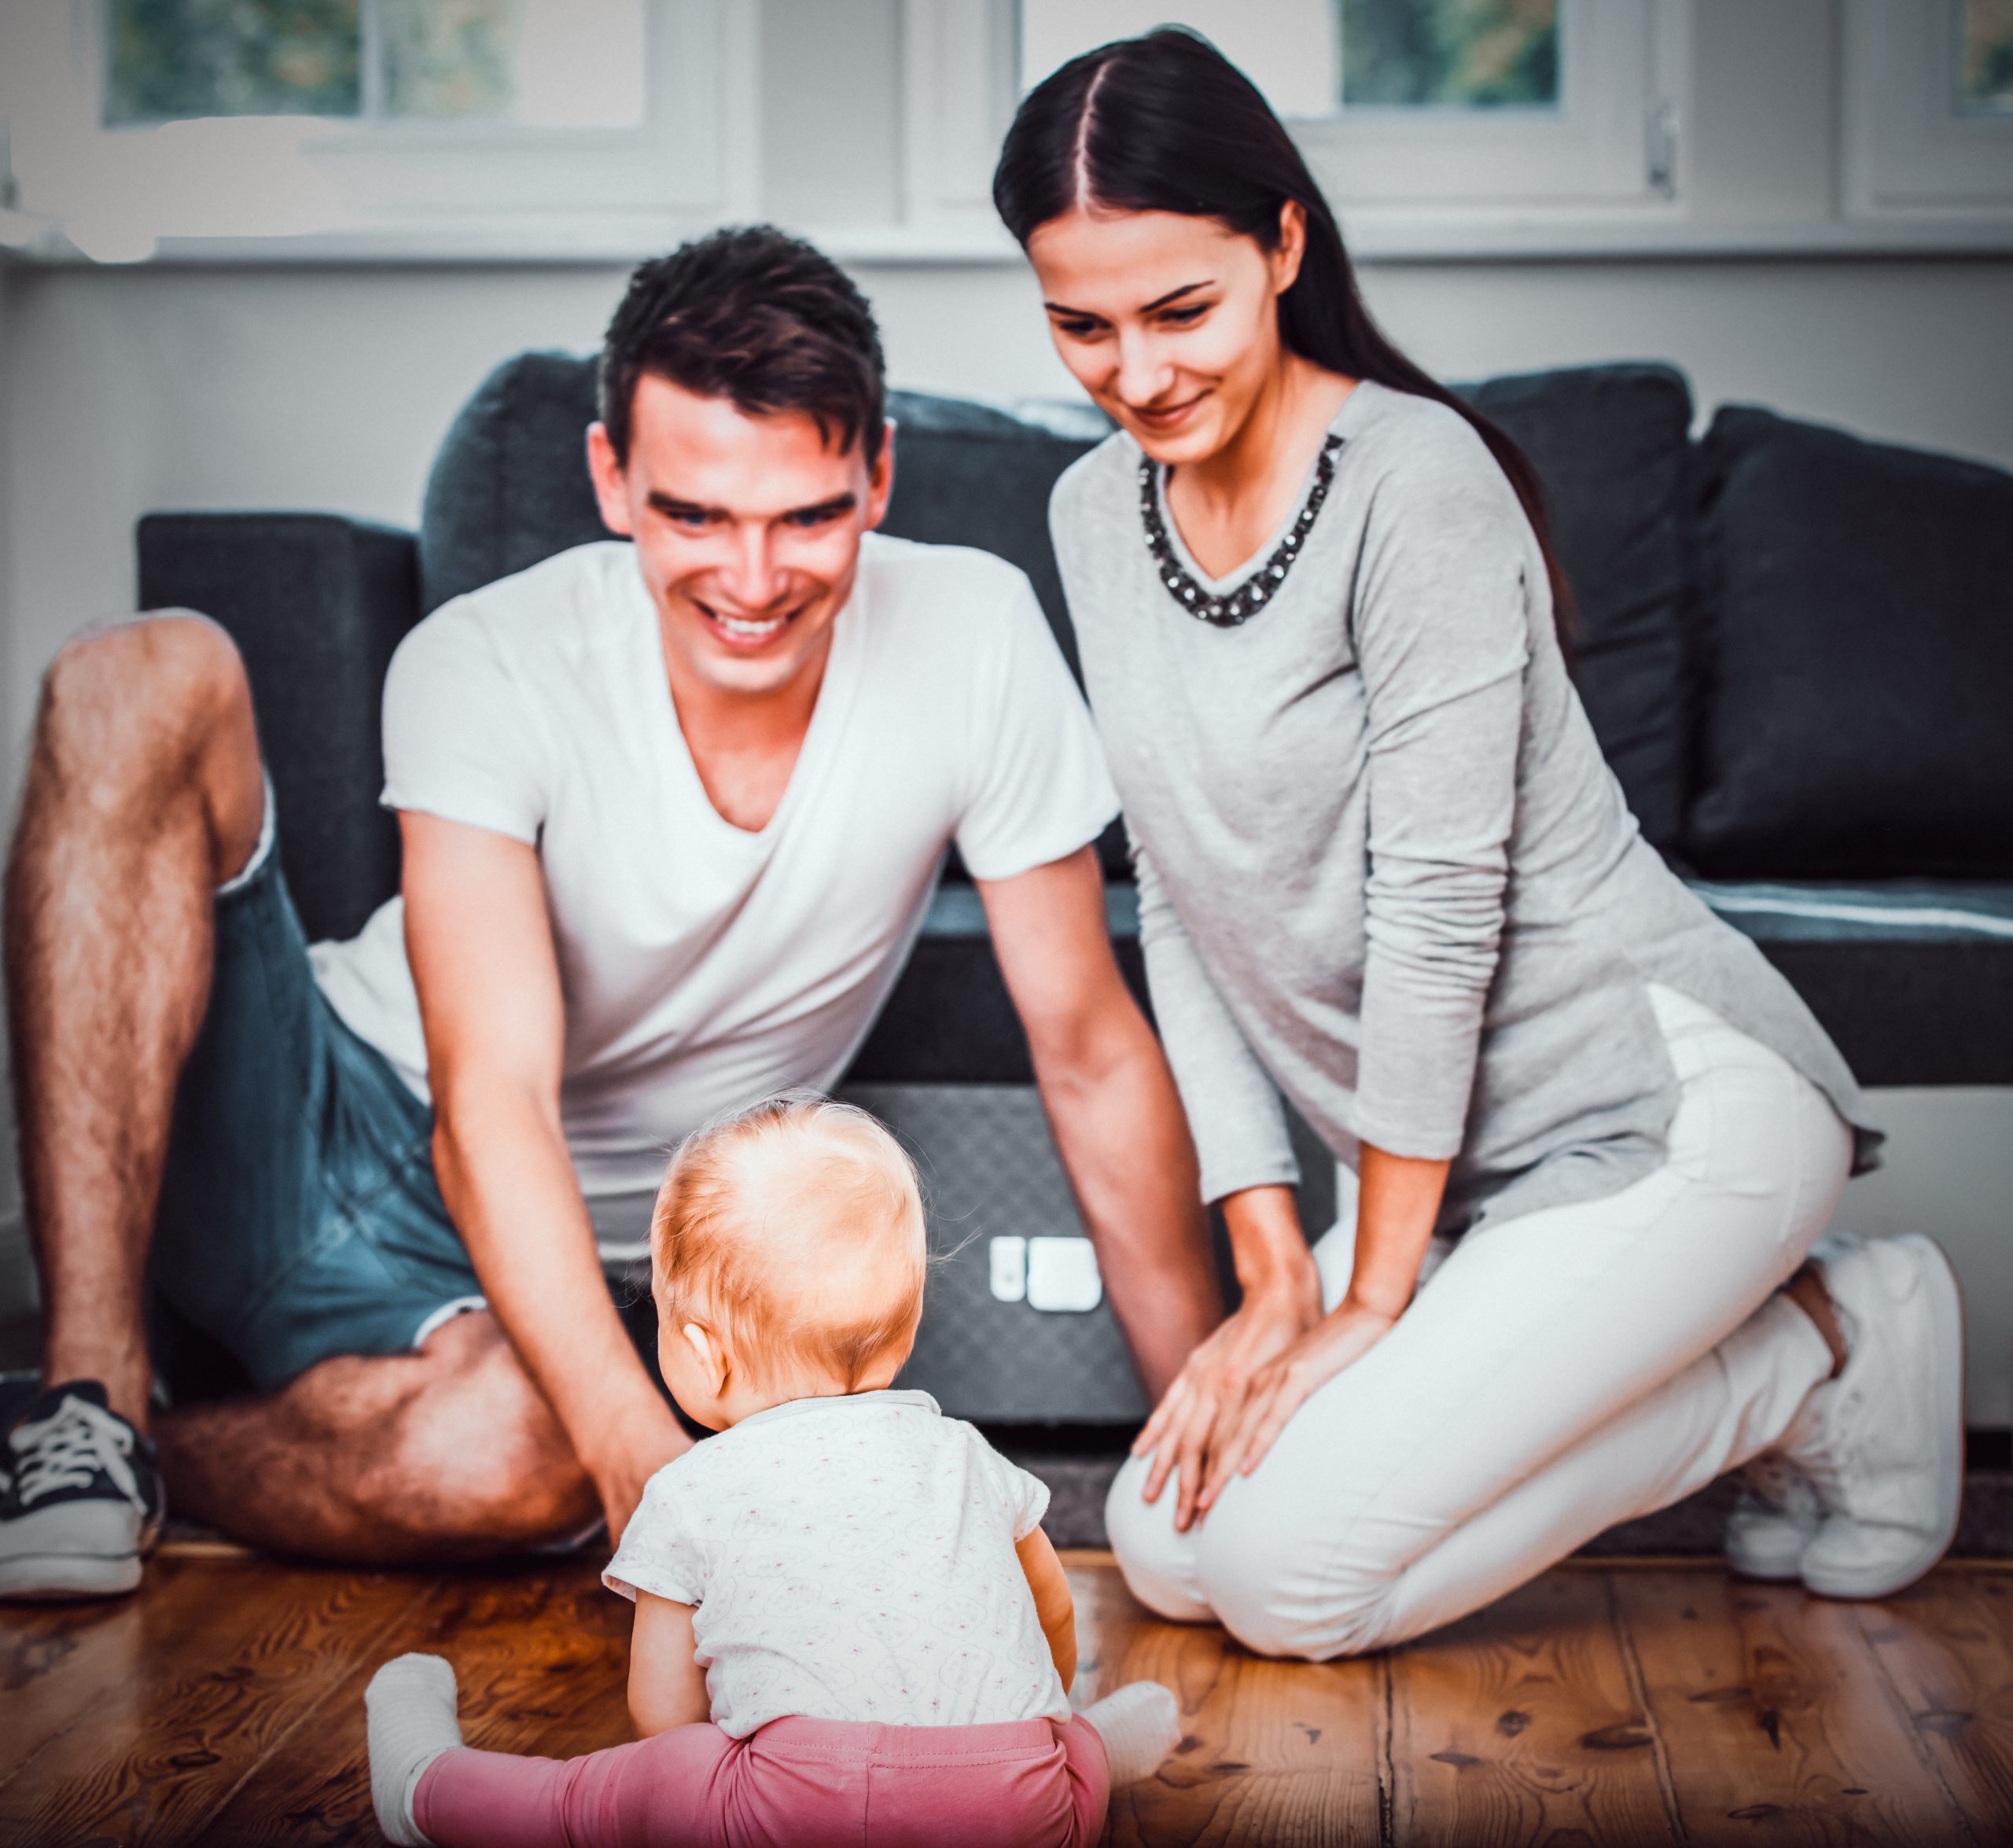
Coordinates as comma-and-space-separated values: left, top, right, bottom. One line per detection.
2, 0, 2011, 1409
7, 249, 2013, 782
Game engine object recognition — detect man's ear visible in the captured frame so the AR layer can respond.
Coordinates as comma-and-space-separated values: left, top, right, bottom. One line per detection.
863, 418, 896, 532
586, 422, 636, 538
681, 1320, 731, 1397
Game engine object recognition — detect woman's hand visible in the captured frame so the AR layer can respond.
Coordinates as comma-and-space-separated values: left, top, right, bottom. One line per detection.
1194, 1296, 1400, 1516
1134, 1268, 1320, 1533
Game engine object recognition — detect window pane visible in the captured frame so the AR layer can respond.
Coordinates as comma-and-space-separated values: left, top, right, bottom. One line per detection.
380, 0, 646, 126
105, 0, 361, 124
1338, 0, 1558, 109
1019, 2, 1338, 122
1960, 0, 2013, 112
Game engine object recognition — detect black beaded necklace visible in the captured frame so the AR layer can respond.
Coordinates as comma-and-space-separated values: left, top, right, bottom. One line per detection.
1139, 433, 1345, 628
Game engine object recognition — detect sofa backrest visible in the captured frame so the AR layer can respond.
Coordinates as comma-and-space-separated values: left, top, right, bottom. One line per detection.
419, 352, 1702, 857
1688, 406, 2013, 879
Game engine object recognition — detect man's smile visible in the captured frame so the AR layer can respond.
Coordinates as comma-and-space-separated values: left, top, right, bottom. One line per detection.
693, 598, 799, 648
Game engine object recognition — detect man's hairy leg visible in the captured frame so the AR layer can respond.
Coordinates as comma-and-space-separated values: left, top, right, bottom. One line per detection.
156, 1313, 600, 1563
5, 614, 266, 1429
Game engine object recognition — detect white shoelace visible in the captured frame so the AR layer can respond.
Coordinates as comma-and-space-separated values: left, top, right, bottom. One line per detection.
10, 1396, 145, 1511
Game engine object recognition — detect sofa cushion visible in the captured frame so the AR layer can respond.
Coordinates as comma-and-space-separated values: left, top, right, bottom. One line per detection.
1456, 364, 1696, 852
1688, 407, 2013, 878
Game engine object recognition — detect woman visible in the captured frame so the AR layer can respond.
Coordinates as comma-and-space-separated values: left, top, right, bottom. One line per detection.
994, 29, 1962, 1659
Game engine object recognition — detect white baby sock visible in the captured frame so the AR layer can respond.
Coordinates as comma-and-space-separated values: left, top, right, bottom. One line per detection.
1082, 1681, 1182, 1785
366, 1652, 464, 1848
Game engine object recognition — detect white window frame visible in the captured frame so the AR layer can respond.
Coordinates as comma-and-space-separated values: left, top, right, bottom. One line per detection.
1297, 1, 1670, 208
0, 0, 759, 263
1842, 0, 2013, 217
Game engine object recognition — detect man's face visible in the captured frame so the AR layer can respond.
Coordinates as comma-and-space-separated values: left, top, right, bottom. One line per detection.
587, 375, 893, 703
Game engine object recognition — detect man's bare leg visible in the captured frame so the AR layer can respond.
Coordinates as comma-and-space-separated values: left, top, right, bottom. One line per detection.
6, 613, 265, 1428
156, 1313, 600, 1562
4, 616, 601, 1565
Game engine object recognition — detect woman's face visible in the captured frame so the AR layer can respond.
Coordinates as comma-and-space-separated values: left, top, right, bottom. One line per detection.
1026, 204, 1304, 466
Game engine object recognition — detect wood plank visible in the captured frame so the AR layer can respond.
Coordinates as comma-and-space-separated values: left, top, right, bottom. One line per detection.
1855, 1573, 2013, 1839
1387, 1566, 1679, 1847
0, 1556, 433, 1848
1614, 1568, 1971, 1846
202, 1553, 631, 1848
1066, 1555, 1386, 1848
0, 1554, 245, 1792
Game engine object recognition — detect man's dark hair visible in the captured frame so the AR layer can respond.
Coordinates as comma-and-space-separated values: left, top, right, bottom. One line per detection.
599, 226, 887, 468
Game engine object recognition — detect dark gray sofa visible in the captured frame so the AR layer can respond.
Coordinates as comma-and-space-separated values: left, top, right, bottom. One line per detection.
135, 355, 2013, 1423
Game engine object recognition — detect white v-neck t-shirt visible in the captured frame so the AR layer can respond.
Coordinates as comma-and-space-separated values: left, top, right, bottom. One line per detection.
309, 536, 1119, 1256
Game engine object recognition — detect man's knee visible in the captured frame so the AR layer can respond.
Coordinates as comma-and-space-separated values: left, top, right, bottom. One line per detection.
39, 613, 253, 790
365, 1330, 598, 1549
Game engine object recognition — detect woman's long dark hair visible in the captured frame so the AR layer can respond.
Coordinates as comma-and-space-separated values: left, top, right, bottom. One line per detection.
993, 28, 1573, 636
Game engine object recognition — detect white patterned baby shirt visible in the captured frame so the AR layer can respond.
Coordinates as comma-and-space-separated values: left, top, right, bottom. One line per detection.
604, 1389, 1069, 1736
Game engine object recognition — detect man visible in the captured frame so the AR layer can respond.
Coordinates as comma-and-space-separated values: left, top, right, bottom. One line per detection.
0, 227, 1220, 1597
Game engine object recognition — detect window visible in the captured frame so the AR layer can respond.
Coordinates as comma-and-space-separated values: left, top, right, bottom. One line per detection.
1017, 0, 1674, 222
1961, 0, 2013, 113
1844, 0, 2013, 215
103, 0, 645, 130
0, 0, 753, 261
1338, 0, 1559, 110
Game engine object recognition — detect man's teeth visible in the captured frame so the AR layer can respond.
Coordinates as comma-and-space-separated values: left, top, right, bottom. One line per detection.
715, 612, 787, 640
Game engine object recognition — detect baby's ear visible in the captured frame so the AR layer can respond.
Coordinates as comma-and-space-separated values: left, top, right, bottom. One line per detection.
682, 1320, 731, 1396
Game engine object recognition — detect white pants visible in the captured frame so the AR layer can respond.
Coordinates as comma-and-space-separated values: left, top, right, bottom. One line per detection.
1107, 985, 1854, 1660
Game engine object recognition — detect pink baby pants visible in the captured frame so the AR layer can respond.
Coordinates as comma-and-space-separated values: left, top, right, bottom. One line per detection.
412, 1710, 1110, 1848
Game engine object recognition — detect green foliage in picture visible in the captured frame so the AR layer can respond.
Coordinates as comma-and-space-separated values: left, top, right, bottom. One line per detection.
105, 0, 361, 124
381, 0, 521, 120
1962, 0, 2013, 111
1341, 0, 1558, 109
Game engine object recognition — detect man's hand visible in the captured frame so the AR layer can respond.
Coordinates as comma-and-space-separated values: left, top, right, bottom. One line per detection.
583, 1393, 690, 1545
977, 846, 1222, 1400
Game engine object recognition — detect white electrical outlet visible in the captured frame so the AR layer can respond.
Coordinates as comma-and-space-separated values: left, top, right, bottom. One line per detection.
1025, 1235, 1102, 1312
988, 1235, 1028, 1302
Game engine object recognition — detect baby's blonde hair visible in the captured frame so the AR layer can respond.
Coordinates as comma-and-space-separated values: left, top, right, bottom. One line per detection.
652, 1094, 926, 1390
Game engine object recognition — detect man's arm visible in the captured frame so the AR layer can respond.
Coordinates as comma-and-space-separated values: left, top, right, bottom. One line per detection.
401, 809, 686, 1542
977, 845, 1221, 1400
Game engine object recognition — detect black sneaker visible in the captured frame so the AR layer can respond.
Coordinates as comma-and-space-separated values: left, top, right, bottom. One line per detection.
0, 1381, 164, 1600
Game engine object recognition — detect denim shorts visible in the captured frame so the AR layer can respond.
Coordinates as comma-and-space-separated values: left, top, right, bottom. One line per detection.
147, 816, 491, 1394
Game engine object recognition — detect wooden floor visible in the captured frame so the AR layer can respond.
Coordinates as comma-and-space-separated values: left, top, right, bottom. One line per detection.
5, 1548, 2012, 1846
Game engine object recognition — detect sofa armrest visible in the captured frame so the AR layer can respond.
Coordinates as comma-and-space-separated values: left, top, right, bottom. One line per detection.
137, 513, 421, 944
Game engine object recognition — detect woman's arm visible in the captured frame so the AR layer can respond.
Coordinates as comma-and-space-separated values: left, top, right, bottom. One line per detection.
1133, 1182, 1319, 1532
1123, 845, 1326, 1528
1195, 1144, 1448, 1509
1016, 1528, 1079, 1691
1198, 447, 1533, 1506
627, 1592, 711, 1738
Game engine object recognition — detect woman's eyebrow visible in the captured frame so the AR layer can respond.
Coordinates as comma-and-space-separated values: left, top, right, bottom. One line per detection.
1042, 279, 1216, 318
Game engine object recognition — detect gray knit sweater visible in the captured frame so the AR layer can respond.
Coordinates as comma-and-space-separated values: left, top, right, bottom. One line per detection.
1051, 380, 1873, 1230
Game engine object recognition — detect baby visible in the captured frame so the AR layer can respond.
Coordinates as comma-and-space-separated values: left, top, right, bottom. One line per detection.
365, 1095, 1179, 1847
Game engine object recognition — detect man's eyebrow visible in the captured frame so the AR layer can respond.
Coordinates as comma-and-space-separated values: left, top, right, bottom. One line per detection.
646, 490, 719, 517
785, 492, 859, 521
1042, 279, 1215, 318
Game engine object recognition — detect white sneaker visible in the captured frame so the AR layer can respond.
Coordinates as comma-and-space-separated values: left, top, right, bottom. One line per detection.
1724, 1452, 1823, 1581
1779, 1234, 1965, 1600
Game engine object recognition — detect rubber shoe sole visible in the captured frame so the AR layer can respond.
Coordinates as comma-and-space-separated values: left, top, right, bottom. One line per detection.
1802, 1235, 1966, 1602
0, 1546, 144, 1601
